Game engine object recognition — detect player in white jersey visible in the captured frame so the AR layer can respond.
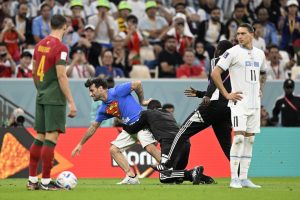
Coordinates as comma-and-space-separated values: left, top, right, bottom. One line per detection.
211, 23, 267, 189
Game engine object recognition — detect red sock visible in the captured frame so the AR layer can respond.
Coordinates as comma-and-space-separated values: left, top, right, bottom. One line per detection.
29, 139, 43, 176
41, 140, 56, 179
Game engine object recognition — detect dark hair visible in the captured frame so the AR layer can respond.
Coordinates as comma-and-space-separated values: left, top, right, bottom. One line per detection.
215, 40, 233, 57
238, 23, 254, 33
17, 2, 28, 10
50, 14, 67, 30
163, 35, 176, 43
162, 103, 174, 110
106, 77, 115, 89
210, 6, 220, 14
267, 44, 279, 51
147, 100, 162, 110
21, 51, 32, 58
70, 46, 84, 58
40, 2, 50, 11
234, 2, 245, 10
252, 20, 263, 27
0, 42, 7, 47
126, 14, 138, 24
84, 77, 108, 89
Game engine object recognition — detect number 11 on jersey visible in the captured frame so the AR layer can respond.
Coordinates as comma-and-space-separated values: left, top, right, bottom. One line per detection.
37, 55, 46, 81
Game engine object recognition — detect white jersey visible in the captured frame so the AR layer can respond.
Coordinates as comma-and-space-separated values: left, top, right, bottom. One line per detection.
217, 44, 266, 109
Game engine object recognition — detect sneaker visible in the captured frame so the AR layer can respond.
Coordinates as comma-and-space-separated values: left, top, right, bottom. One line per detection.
151, 163, 171, 172
200, 174, 216, 184
40, 181, 64, 191
192, 166, 204, 185
230, 178, 242, 189
116, 175, 140, 185
26, 180, 39, 190
240, 179, 261, 188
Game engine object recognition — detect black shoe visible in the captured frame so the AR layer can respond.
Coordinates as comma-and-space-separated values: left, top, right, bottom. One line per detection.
26, 180, 39, 190
151, 163, 171, 172
40, 181, 64, 191
192, 166, 204, 185
201, 174, 216, 184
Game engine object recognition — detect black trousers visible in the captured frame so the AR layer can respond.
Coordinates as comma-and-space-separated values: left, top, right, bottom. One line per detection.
166, 100, 232, 168
159, 139, 191, 183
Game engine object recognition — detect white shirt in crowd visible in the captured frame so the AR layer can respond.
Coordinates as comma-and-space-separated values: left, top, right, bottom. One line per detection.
217, 44, 266, 109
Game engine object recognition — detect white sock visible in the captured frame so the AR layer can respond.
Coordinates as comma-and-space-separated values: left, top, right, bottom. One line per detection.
230, 135, 245, 179
239, 136, 255, 180
29, 176, 38, 183
41, 178, 51, 185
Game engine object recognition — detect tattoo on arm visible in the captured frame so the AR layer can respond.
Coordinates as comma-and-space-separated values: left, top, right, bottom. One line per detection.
80, 123, 100, 145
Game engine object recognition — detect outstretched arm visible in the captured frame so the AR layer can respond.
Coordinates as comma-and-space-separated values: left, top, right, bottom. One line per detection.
131, 80, 151, 106
71, 121, 101, 156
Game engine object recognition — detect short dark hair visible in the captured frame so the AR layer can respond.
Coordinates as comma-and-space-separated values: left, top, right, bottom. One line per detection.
0, 42, 7, 47
85, 77, 108, 89
239, 23, 254, 33
210, 6, 220, 13
163, 35, 176, 43
50, 14, 67, 30
162, 103, 174, 110
215, 40, 233, 57
126, 14, 138, 24
21, 51, 32, 58
106, 77, 115, 89
234, 2, 245, 10
267, 44, 279, 51
17, 2, 28, 10
147, 100, 162, 110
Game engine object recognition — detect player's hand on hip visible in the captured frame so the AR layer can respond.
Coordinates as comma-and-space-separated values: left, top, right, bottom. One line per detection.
226, 92, 243, 102
184, 87, 197, 97
68, 103, 77, 118
141, 98, 153, 106
71, 144, 82, 157
202, 96, 211, 106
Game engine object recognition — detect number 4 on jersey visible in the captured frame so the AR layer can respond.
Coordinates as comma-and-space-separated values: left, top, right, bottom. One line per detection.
37, 55, 46, 81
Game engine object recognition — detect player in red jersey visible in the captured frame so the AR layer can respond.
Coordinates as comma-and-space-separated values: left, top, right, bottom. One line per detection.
27, 14, 77, 191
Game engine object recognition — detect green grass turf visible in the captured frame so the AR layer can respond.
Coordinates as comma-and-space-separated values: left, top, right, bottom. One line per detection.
1, 178, 300, 200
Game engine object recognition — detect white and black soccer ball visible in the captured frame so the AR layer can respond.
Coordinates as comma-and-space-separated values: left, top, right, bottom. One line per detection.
56, 171, 78, 190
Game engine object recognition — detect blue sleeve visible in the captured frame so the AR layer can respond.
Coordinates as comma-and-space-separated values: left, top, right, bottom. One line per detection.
114, 82, 132, 97
95, 106, 110, 123
32, 18, 40, 37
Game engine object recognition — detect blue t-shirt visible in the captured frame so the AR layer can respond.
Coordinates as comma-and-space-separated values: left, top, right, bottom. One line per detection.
95, 82, 142, 124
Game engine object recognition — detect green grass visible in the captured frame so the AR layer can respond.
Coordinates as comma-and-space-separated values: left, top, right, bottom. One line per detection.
1, 178, 300, 200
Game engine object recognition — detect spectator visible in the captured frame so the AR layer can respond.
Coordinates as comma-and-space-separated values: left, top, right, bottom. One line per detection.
112, 34, 130, 77
0, 17, 25, 62
219, 18, 239, 43
256, 7, 279, 46
176, 48, 207, 79
10, 0, 38, 19
158, 35, 183, 78
95, 49, 125, 78
256, 0, 281, 29
162, 103, 175, 114
72, 24, 102, 68
127, 0, 146, 20
196, 6, 225, 59
12, 2, 34, 46
116, 1, 132, 33
0, 42, 16, 77
124, 14, 145, 65
66, 47, 95, 78
166, 13, 194, 56
252, 21, 266, 51
139, 1, 168, 44
261, 105, 273, 127
16, 51, 32, 78
87, 0, 118, 49
155, 0, 173, 24
271, 79, 300, 127
194, 41, 210, 73
279, 0, 300, 57
266, 44, 288, 80
229, 3, 251, 25
63, 16, 80, 50
32, 3, 51, 43
69, 0, 85, 34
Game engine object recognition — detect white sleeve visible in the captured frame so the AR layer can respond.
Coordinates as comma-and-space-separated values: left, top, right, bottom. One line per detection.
216, 49, 234, 71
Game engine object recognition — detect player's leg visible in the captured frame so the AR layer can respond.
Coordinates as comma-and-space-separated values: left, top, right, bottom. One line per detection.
240, 109, 261, 188
137, 129, 161, 162
211, 108, 232, 160
110, 130, 139, 184
162, 108, 210, 169
39, 105, 66, 190
229, 106, 247, 188
27, 103, 45, 190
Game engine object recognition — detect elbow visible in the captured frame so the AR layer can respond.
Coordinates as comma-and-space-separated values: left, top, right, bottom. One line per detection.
131, 80, 142, 90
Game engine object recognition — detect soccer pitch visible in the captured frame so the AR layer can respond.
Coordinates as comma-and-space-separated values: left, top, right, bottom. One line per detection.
1, 178, 299, 200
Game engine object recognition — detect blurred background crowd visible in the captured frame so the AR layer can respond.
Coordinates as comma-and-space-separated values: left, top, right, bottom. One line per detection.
0, 0, 299, 80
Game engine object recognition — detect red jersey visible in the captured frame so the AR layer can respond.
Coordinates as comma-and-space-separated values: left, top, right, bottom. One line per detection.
33, 35, 68, 105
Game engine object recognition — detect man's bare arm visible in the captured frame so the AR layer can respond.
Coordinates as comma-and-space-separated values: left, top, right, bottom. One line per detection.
131, 80, 151, 106
260, 71, 267, 94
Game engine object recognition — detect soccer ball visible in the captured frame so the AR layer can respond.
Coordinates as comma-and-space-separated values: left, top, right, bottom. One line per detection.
56, 171, 78, 190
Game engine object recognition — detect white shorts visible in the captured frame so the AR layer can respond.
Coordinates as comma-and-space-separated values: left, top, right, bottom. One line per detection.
230, 106, 260, 134
111, 129, 157, 151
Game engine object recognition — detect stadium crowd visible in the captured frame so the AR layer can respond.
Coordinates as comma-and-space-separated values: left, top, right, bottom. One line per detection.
0, 0, 299, 79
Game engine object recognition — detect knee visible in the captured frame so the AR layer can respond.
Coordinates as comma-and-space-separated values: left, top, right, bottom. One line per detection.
247, 136, 255, 145
109, 145, 120, 155
233, 135, 244, 145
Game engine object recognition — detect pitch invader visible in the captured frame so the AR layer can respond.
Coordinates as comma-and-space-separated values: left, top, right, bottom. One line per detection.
212, 23, 267, 188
